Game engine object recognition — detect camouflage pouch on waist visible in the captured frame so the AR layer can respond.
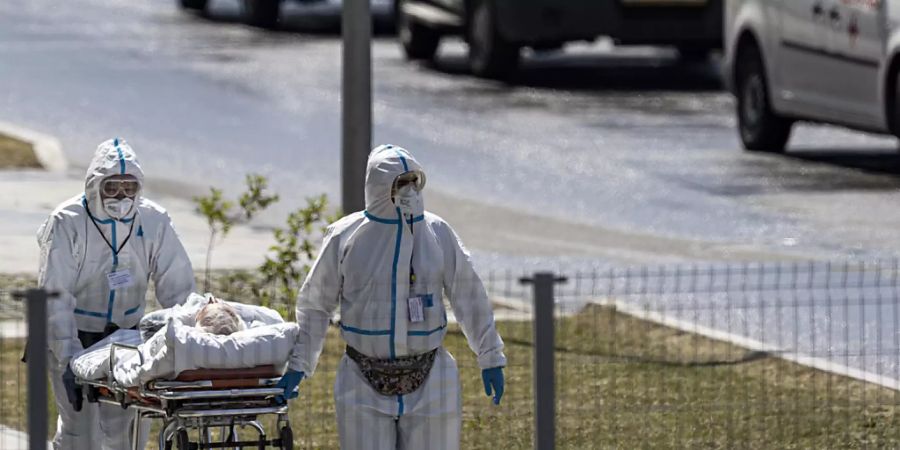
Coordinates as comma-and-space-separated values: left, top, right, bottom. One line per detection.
346, 346, 437, 396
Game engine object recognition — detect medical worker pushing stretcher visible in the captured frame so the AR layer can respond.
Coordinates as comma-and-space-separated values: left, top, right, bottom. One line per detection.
278, 144, 506, 449
37, 138, 195, 450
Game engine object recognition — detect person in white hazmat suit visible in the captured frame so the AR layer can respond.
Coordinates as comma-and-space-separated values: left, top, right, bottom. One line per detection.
276, 144, 506, 449
37, 138, 195, 450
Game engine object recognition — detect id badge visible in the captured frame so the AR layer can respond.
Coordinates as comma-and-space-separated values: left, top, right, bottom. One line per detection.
408, 296, 425, 323
107, 269, 135, 290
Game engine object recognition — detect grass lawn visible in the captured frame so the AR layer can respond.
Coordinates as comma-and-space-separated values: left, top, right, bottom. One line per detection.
0, 133, 40, 169
0, 304, 897, 448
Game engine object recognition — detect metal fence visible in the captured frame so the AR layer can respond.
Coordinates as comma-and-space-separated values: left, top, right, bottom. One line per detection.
514, 261, 900, 449
0, 287, 43, 450
5, 260, 900, 448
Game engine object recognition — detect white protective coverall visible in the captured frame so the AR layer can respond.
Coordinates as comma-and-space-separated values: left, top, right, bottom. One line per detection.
289, 145, 506, 450
37, 138, 195, 450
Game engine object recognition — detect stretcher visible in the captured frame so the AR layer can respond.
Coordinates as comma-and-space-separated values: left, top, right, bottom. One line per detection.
80, 343, 295, 450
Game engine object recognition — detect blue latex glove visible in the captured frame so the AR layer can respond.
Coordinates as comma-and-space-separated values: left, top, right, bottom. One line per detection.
481, 367, 505, 405
62, 363, 83, 412
274, 370, 305, 404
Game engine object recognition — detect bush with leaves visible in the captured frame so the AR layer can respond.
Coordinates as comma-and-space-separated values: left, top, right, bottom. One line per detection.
194, 175, 338, 315
194, 174, 279, 291
256, 194, 342, 318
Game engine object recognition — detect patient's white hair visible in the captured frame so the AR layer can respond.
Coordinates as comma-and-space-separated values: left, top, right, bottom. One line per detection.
195, 297, 245, 336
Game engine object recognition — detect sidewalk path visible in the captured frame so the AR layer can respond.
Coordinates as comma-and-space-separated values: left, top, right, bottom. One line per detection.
0, 170, 275, 274
0, 425, 50, 449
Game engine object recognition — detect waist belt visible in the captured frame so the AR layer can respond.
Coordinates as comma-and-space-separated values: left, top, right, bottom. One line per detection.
78, 322, 137, 349
346, 345, 437, 396
22, 322, 136, 364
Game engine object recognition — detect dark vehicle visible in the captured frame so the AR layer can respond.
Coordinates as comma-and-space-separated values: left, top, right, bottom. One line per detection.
179, 0, 393, 29
396, 0, 724, 78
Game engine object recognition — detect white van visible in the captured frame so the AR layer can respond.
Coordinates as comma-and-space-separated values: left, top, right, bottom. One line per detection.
724, 0, 900, 151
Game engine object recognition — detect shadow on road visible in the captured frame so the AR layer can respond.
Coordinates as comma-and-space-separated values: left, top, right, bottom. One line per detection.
786, 147, 900, 177
665, 145, 900, 197
712, 146, 900, 195
427, 52, 724, 92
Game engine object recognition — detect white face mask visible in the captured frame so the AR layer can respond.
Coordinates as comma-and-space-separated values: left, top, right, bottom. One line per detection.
394, 185, 422, 216
102, 198, 135, 219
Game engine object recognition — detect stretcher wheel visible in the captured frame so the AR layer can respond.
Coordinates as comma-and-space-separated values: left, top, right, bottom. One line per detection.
86, 386, 99, 403
279, 426, 293, 450
176, 429, 191, 450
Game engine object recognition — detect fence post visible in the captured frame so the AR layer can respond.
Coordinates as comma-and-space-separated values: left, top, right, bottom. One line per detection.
341, 0, 372, 214
14, 289, 52, 450
520, 272, 567, 450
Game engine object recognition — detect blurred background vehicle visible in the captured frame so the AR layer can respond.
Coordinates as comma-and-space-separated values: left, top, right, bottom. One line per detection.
179, 0, 395, 29
725, 0, 898, 152
395, 0, 723, 78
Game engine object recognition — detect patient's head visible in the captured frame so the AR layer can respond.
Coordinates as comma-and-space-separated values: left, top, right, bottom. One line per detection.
195, 297, 243, 336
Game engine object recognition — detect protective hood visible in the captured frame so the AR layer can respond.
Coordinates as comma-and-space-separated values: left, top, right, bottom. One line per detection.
364, 144, 425, 219
84, 138, 144, 220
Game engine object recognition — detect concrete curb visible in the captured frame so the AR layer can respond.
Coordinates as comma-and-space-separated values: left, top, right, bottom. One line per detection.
0, 121, 67, 172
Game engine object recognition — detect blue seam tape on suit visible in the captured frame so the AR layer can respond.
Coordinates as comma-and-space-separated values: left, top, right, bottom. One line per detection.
364, 210, 397, 224
106, 222, 117, 322
365, 211, 425, 225
74, 308, 105, 318
389, 207, 402, 359
114, 138, 126, 175
407, 323, 446, 336
339, 323, 391, 336
395, 148, 409, 172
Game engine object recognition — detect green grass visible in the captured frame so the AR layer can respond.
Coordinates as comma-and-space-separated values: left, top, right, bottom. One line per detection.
0, 134, 41, 169
1, 304, 898, 448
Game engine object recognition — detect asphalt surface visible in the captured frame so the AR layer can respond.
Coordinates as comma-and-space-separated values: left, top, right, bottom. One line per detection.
3, 0, 900, 382
4, 0, 900, 271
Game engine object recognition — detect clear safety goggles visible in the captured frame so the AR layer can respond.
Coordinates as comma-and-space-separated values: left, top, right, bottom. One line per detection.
101, 178, 140, 197
393, 171, 426, 192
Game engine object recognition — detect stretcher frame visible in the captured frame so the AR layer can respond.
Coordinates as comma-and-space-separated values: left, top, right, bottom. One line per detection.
79, 343, 296, 450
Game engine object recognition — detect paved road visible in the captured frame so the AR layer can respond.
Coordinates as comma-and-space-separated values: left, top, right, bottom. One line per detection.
0, 425, 50, 449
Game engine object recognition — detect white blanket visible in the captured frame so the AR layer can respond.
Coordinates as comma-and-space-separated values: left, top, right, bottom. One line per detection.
72, 294, 299, 387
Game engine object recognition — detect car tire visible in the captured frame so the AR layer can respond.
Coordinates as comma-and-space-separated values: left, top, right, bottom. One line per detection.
242, 0, 280, 29
468, 0, 519, 79
735, 44, 792, 152
178, 0, 208, 11
891, 69, 900, 139
397, 0, 441, 61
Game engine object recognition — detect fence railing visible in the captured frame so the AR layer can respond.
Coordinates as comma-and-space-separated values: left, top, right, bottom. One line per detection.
0, 287, 44, 450
4, 260, 900, 448
522, 261, 900, 449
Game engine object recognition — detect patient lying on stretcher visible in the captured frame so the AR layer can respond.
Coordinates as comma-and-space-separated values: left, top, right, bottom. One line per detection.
194, 297, 245, 336
137, 293, 275, 341
71, 293, 300, 387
